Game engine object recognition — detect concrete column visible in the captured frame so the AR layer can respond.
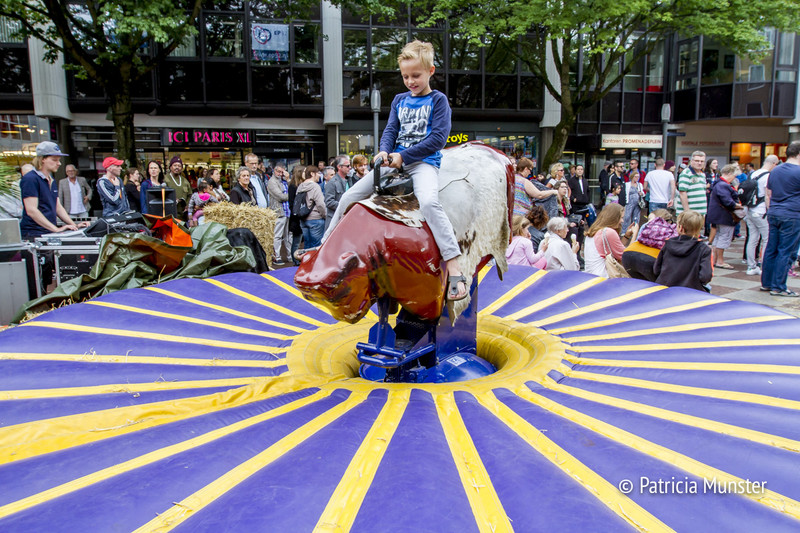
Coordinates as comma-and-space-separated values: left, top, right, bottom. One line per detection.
539, 39, 562, 164
27, 37, 72, 120
321, 0, 343, 158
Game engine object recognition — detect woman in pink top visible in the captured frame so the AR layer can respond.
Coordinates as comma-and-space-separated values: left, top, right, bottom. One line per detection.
583, 203, 638, 277
506, 215, 548, 268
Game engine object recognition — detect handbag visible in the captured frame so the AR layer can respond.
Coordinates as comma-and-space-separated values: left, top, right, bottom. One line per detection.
601, 229, 630, 278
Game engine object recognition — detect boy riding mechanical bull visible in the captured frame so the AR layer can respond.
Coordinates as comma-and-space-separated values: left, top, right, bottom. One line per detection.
294, 40, 514, 327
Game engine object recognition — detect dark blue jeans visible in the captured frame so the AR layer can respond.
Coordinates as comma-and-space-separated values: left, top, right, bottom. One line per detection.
760, 215, 800, 292
301, 218, 325, 249
649, 202, 668, 212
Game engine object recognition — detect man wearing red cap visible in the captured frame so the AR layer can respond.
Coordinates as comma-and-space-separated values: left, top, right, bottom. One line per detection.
97, 156, 130, 217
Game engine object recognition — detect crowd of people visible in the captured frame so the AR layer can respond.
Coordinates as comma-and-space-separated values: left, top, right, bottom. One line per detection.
506, 144, 800, 296
0, 139, 378, 274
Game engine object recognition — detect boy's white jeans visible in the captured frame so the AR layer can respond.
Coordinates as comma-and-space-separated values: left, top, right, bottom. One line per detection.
321, 161, 461, 261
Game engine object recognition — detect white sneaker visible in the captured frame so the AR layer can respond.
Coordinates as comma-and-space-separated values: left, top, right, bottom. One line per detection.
746, 267, 761, 275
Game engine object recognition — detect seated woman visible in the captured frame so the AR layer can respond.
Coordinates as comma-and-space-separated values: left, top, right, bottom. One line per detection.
583, 203, 637, 278
525, 204, 549, 253
621, 209, 677, 281
543, 216, 580, 271
506, 215, 548, 268
229, 166, 256, 205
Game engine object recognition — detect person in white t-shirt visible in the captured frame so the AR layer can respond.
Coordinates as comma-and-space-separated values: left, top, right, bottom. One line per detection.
743, 155, 778, 275
643, 157, 675, 211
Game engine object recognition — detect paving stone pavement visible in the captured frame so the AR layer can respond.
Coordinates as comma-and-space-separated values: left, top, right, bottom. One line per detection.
709, 232, 800, 318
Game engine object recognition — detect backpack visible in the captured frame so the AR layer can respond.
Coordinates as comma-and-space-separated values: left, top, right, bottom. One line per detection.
292, 189, 313, 219
737, 169, 767, 207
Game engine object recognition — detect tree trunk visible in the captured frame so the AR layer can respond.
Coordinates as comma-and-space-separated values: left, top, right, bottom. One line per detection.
541, 114, 575, 173
109, 90, 137, 169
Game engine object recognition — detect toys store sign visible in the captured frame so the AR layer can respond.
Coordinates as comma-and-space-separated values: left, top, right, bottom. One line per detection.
161, 129, 253, 147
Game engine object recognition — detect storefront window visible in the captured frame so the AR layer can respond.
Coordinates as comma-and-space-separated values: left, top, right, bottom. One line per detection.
205, 15, 243, 58
474, 135, 538, 167
701, 40, 735, 85
339, 133, 375, 156
372, 28, 408, 70
731, 142, 762, 167
449, 34, 480, 71
343, 30, 368, 68
295, 24, 319, 64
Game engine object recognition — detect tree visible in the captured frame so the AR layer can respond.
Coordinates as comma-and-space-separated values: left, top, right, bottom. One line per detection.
0, 0, 205, 167
414, 0, 800, 170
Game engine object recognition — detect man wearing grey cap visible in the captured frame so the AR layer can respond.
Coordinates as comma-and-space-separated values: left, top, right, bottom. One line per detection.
19, 141, 89, 296
20, 141, 89, 238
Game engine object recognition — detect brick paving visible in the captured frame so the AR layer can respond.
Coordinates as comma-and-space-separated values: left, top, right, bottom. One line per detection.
709, 233, 800, 318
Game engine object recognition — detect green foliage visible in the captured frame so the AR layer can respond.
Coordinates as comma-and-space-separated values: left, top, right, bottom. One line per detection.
0, 159, 20, 199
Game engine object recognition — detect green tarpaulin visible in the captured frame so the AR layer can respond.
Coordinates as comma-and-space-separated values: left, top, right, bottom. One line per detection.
13, 221, 255, 322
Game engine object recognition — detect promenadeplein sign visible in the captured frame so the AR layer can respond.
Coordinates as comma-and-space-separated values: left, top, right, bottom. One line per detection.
601, 134, 663, 149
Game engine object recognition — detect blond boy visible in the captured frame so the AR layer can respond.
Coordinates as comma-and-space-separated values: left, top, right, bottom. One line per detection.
322, 40, 468, 300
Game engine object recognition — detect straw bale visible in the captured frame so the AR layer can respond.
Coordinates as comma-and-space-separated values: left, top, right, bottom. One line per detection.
203, 202, 276, 267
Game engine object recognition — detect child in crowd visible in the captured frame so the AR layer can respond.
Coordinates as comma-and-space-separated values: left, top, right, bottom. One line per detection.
320, 40, 468, 301
605, 183, 621, 205
653, 210, 713, 292
506, 215, 548, 268
187, 179, 218, 225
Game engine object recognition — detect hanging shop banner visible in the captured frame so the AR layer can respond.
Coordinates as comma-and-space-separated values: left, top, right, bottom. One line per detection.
601, 134, 662, 149
161, 129, 253, 147
251, 23, 289, 62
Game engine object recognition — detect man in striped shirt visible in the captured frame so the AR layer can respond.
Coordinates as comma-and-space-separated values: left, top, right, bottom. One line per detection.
677, 151, 708, 224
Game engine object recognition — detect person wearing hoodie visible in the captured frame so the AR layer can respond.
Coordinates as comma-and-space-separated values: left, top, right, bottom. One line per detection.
654, 210, 713, 292
297, 165, 327, 250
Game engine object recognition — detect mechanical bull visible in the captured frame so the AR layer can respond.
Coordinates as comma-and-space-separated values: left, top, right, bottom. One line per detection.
294, 142, 514, 325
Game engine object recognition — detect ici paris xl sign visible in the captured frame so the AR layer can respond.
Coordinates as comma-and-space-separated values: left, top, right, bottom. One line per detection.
161, 129, 253, 146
